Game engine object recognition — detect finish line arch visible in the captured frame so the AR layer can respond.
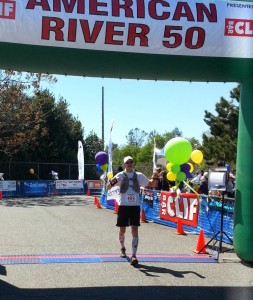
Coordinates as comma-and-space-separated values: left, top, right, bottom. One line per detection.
0, 0, 253, 263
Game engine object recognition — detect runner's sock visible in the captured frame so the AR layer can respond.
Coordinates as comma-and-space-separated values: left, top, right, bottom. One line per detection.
119, 234, 125, 249
132, 237, 139, 257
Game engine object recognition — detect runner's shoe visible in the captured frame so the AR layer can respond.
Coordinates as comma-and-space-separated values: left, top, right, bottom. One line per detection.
120, 247, 126, 258
130, 256, 138, 266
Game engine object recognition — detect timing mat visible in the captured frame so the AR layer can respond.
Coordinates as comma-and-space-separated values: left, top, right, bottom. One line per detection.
0, 254, 216, 265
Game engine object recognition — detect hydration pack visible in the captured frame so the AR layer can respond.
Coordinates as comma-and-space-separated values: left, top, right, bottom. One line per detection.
120, 172, 140, 193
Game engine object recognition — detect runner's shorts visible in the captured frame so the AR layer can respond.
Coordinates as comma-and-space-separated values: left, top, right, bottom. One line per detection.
116, 206, 141, 227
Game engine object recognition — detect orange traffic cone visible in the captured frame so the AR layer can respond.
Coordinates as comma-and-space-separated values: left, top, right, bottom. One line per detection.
193, 229, 209, 254
113, 201, 118, 214
96, 197, 102, 209
140, 208, 148, 223
87, 187, 91, 196
94, 196, 97, 205
175, 218, 187, 235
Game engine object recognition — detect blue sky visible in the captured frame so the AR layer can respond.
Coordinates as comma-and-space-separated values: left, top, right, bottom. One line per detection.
45, 76, 237, 148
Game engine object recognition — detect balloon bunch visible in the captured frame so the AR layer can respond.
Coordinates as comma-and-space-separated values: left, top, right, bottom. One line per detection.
95, 151, 109, 173
164, 137, 203, 182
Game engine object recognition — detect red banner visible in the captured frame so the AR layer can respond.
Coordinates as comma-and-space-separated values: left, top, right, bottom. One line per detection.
160, 191, 199, 227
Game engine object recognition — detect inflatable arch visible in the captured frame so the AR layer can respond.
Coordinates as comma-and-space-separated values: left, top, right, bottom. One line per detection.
0, 0, 253, 262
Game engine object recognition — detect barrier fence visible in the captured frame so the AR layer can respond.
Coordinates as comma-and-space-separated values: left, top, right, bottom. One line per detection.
0, 180, 234, 245
102, 188, 234, 245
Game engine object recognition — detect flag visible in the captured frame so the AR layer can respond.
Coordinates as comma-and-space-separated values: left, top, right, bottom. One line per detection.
77, 141, 84, 180
153, 137, 157, 171
108, 119, 114, 174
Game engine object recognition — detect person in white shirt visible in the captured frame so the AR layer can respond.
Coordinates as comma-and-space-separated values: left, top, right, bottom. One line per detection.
107, 156, 153, 266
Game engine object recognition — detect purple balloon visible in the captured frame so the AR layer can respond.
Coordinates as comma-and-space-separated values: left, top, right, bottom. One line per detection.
185, 171, 191, 178
95, 151, 108, 165
181, 163, 190, 173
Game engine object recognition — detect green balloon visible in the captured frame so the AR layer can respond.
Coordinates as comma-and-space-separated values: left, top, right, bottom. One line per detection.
177, 171, 186, 182
164, 137, 192, 165
171, 164, 180, 174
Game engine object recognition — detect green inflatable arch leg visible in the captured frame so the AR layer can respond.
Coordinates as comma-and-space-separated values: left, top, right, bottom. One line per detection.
234, 80, 253, 263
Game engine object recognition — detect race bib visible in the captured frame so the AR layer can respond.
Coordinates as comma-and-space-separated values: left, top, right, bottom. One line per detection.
126, 194, 137, 203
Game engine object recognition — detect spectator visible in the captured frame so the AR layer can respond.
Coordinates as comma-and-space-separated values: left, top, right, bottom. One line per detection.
151, 167, 162, 190
199, 172, 209, 195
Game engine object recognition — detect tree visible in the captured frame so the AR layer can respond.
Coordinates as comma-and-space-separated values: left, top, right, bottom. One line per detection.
0, 70, 56, 159
201, 85, 239, 166
163, 127, 183, 141
125, 128, 148, 147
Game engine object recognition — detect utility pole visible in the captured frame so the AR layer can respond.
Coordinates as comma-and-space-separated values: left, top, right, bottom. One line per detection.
102, 86, 104, 149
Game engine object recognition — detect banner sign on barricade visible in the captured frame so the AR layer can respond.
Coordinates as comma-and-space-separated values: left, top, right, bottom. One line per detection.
86, 180, 102, 195
0, 181, 16, 191
56, 180, 83, 190
21, 180, 49, 196
106, 186, 120, 207
160, 191, 199, 227
55, 180, 85, 195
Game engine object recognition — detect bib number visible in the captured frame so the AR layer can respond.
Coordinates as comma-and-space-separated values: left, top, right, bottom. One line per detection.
126, 194, 137, 203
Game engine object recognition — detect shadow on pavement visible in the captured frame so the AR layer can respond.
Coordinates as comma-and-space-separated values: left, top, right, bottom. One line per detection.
0, 280, 252, 300
0, 265, 6, 276
0, 196, 92, 208
136, 263, 206, 278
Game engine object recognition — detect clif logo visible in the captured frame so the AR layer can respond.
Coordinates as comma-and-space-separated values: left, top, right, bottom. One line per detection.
225, 18, 253, 37
0, 0, 16, 20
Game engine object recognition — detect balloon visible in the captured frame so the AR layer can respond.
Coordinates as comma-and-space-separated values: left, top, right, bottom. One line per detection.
107, 172, 113, 179
95, 151, 108, 165
191, 150, 203, 164
164, 137, 192, 165
185, 171, 192, 178
166, 162, 173, 172
181, 163, 190, 173
101, 163, 108, 171
171, 164, 180, 174
167, 172, 177, 181
188, 163, 194, 173
177, 171, 186, 182
96, 164, 102, 172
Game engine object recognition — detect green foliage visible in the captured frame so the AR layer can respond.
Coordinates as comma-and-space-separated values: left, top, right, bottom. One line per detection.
125, 128, 148, 147
201, 85, 239, 167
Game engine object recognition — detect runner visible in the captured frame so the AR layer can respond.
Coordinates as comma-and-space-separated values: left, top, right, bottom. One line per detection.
107, 156, 153, 266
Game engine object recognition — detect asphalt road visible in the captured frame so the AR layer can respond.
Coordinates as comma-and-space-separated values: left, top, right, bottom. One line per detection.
0, 195, 252, 300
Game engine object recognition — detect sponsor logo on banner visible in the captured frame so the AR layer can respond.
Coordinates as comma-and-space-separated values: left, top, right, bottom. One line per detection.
0, 181, 16, 191
225, 18, 253, 37
87, 180, 102, 189
1, 1, 253, 58
56, 180, 83, 189
0, 0, 16, 20
160, 191, 199, 227
107, 185, 120, 206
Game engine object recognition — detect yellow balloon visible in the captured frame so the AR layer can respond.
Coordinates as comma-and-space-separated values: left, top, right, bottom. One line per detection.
166, 162, 173, 172
188, 163, 194, 173
191, 150, 203, 164
167, 171, 177, 181
107, 172, 113, 179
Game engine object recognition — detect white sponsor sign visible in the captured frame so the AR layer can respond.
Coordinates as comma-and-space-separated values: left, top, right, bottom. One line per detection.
107, 185, 120, 203
0, 181, 16, 191
56, 180, 83, 190
1, 1, 253, 58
